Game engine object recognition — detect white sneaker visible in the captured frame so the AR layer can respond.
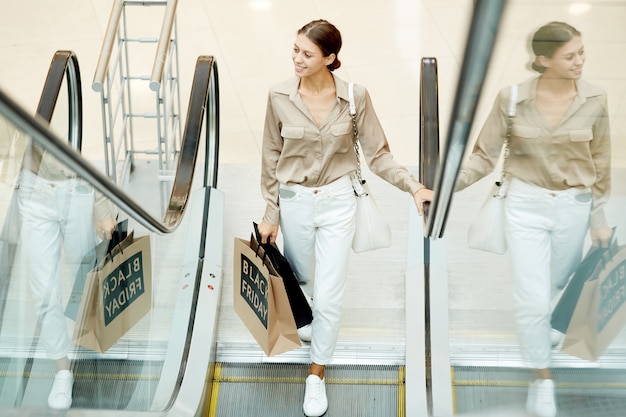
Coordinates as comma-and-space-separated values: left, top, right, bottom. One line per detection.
526, 378, 556, 417
550, 329, 564, 348
48, 370, 73, 410
298, 324, 312, 342
303, 375, 327, 417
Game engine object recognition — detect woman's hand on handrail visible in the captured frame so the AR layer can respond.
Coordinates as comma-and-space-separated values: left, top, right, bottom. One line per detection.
413, 187, 434, 216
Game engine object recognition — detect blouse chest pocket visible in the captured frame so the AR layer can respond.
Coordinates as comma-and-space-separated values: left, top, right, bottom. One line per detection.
568, 128, 593, 142
511, 124, 541, 139
280, 125, 308, 159
330, 121, 353, 154
281, 125, 305, 140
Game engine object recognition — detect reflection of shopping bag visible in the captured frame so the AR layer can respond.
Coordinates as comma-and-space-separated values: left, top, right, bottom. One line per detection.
560, 235, 626, 361
233, 236, 300, 356
73, 230, 151, 353
65, 219, 129, 320
252, 222, 313, 329
551, 230, 617, 333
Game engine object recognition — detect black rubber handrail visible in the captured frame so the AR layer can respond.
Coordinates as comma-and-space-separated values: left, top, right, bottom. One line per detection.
425, 0, 507, 239
418, 57, 440, 417
0, 54, 220, 234
164, 55, 219, 226
419, 57, 440, 232
36, 50, 82, 150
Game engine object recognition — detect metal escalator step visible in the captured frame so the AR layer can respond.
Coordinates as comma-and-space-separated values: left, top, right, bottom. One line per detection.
452, 366, 626, 417
209, 363, 405, 417
0, 358, 161, 410
71, 359, 162, 410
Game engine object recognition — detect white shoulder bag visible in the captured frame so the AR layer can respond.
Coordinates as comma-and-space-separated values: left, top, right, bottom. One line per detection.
467, 84, 518, 254
348, 82, 392, 253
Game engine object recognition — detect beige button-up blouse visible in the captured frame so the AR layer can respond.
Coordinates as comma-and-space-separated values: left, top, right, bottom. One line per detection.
456, 76, 611, 229
261, 74, 424, 225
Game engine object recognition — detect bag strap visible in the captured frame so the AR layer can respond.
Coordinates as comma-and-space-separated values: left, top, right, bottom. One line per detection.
348, 82, 364, 185
252, 222, 270, 263
500, 84, 517, 183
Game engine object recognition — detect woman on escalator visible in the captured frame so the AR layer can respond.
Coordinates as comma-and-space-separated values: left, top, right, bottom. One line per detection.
256, 19, 433, 417
455, 21, 612, 417
16, 145, 116, 410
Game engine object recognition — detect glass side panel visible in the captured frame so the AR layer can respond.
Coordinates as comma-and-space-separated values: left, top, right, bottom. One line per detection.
0, 112, 202, 411
447, 1, 626, 415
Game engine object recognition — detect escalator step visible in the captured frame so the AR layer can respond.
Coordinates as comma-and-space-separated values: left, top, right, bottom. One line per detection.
209, 363, 405, 417
453, 366, 626, 416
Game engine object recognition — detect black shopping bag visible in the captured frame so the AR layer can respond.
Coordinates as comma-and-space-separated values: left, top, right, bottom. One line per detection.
65, 219, 128, 320
252, 222, 313, 329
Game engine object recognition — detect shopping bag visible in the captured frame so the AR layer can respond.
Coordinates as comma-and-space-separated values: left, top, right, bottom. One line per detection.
560, 236, 626, 361
551, 232, 616, 333
351, 176, 392, 253
65, 219, 129, 320
233, 236, 301, 356
252, 222, 313, 329
73, 230, 152, 353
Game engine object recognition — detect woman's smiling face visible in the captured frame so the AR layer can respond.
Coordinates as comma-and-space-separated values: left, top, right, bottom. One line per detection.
292, 33, 334, 78
539, 36, 586, 80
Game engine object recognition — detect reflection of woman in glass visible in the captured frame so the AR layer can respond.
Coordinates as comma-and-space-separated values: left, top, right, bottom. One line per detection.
456, 22, 611, 417
257, 19, 433, 417
17, 146, 116, 410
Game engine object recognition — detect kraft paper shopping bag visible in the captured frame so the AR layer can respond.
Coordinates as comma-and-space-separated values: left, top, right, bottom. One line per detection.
551, 239, 615, 334
233, 236, 300, 356
73, 231, 152, 353
561, 243, 626, 361
65, 219, 129, 320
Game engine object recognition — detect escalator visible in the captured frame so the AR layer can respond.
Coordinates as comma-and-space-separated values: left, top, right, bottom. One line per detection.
0, 45, 410, 417
0, 47, 409, 417
0, 50, 222, 416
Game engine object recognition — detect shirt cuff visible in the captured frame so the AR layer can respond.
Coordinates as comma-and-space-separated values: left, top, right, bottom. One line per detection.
590, 209, 608, 230
263, 206, 280, 226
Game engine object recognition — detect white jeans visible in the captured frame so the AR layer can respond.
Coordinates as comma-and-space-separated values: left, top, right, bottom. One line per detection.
279, 175, 356, 365
505, 178, 591, 369
17, 170, 97, 360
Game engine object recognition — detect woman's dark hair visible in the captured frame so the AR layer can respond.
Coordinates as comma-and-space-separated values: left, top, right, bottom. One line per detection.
531, 21, 581, 73
298, 19, 342, 71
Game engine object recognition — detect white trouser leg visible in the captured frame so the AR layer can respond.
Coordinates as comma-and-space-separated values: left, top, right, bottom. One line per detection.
505, 178, 590, 369
18, 171, 96, 360
280, 176, 356, 365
